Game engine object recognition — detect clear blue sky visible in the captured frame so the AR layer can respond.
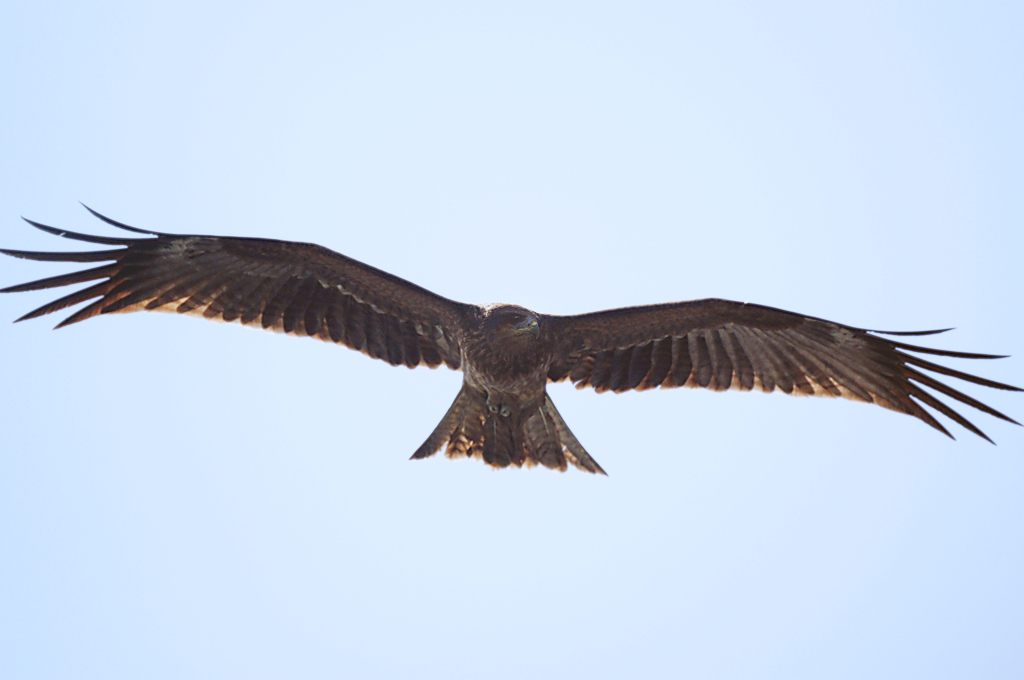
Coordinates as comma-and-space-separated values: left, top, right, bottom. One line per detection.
2, 2, 1022, 678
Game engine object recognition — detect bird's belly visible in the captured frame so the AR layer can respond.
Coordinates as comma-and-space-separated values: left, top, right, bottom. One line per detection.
464, 367, 542, 395
462, 359, 548, 410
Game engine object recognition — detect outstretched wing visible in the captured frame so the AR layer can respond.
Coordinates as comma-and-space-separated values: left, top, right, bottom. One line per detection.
545, 298, 1020, 442
1, 207, 471, 369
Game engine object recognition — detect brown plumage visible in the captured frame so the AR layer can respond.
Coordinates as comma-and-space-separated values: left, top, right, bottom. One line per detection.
2, 207, 1020, 474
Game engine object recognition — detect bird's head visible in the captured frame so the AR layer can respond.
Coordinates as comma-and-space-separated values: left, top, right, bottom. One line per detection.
483, 304, 541, 341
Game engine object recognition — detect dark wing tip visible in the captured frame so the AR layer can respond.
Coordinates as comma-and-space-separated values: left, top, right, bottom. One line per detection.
20, 216, 136, 246
892, 341, 1013, 361
79, 203, 165, 236
899, 349, 1021, 443
870, 328, 955, 337
21, 216, 63, 234
0, 247, 35, 260
0, 246, 126, 264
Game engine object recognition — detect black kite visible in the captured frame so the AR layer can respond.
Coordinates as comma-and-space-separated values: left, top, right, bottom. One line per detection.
3, 207, 1020, 474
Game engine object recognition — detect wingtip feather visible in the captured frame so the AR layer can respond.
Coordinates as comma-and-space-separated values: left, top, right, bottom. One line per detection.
19, 217, 135, 245
871, 327, 955, 337
80, 203, 163, 235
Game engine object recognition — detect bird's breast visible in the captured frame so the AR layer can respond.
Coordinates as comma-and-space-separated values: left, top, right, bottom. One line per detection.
461, 340, 552, 399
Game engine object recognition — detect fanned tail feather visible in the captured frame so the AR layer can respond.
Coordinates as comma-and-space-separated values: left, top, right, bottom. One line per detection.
411, 386, 606, 474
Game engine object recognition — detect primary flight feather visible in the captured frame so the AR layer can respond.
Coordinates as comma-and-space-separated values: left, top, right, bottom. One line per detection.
3, 206, 1019, 473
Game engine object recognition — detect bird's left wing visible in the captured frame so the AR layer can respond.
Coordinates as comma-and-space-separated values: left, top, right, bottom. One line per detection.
545, 298, 1020, 442
2, 207, 470, 369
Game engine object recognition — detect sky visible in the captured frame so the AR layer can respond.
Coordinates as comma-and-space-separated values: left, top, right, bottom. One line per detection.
1, 2, 1023, 678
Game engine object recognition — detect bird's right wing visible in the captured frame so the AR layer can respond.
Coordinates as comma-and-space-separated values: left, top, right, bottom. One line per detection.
1, 207, 471, 369
545, 298, 1020, 442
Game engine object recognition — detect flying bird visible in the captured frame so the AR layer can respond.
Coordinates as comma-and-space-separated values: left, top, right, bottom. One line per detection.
2, 206, 1020, 473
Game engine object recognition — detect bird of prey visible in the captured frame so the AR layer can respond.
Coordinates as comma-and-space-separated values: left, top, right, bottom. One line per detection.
2, 207, 1019, 474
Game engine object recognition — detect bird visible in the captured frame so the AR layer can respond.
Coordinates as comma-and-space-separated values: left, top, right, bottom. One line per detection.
2, 206, 1019, 474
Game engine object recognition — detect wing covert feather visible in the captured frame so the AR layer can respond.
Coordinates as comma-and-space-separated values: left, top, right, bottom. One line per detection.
1, 210, 469, 369
545, 298, 1020, 442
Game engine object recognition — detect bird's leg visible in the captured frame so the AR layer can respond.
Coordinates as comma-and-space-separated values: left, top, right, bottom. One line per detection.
486, 394, 511, 418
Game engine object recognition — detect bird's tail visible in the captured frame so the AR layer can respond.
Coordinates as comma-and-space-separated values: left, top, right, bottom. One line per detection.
411, 385, 606, 474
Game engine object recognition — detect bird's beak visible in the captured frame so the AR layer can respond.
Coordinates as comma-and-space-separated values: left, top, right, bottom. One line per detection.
515, 318, 540, 339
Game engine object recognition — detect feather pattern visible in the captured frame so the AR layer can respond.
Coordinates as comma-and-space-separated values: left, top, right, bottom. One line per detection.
546, 299, 1021, 443
411, 386, 605, 474
2, 208, 1019, 473
0, 210, 468, 369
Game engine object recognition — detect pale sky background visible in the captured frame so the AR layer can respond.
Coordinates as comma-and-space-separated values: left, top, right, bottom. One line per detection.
1, 2, 1022, 679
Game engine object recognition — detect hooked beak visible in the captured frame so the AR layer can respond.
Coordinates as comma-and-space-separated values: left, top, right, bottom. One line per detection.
514, 318, 540, 339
